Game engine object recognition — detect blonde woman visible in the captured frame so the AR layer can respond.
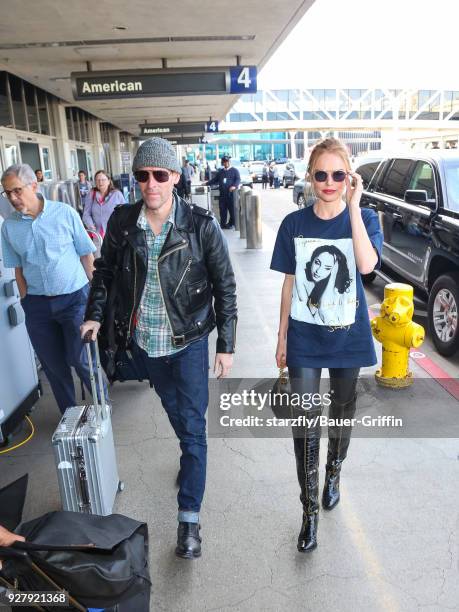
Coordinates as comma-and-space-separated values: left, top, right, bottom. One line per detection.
271, 138, 383, 552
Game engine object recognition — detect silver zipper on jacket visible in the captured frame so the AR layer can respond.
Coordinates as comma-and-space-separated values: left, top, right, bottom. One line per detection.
157, 241, 188, 335
173, 258, 192, 297
128, 253, 138, 337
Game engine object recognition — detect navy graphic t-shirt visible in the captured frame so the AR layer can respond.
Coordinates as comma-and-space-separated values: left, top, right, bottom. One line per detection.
270, 205, 383, 368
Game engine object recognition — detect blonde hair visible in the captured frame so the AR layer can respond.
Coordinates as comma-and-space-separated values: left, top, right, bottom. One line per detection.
305, 137, 351, 200
307, 137, 351, 177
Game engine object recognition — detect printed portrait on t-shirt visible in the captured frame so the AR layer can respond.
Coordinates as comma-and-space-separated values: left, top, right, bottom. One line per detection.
292, 237, 356, 326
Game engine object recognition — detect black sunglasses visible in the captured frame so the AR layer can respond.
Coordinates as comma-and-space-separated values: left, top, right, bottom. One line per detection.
313, 170, 348, 182
134, 169, 171, 183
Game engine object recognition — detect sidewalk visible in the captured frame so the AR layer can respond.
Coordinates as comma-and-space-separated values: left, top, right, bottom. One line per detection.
1, 187, 458, 612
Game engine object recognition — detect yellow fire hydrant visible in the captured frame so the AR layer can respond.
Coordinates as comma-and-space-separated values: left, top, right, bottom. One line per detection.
371, 283, 425, 388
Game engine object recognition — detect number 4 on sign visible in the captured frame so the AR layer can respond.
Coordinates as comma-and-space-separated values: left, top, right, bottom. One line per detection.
206, 121, 218, 132
237, 67, 252, 89
229, 66, 257, 94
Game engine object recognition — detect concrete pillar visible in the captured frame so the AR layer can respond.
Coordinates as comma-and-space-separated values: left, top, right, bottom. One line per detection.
108, 129, 122, 175
290, 131, 296, 158
91, 120, 105, 173
50, 101, 73, 180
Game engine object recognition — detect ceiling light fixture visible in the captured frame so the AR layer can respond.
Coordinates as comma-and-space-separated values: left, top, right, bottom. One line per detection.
0, 34, 255, 50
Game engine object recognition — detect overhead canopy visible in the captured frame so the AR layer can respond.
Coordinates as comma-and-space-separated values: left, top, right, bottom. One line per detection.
0, 0, 315, 135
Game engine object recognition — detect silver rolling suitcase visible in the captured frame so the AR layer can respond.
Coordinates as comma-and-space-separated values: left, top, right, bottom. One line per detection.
52, 337, 123, 516
190, 184, 211, 210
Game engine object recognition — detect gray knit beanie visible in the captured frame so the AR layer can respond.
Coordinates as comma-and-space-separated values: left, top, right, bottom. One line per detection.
132, 137, 181, 173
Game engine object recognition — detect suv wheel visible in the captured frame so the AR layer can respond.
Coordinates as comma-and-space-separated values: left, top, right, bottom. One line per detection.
297, 194, 306, 208
283, 179, 288, 188
428, 273, 459, 356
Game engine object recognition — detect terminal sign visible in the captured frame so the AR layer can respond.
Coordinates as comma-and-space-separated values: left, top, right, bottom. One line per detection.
229, 66, 257, 94
140, 122, 205, 137
71, 67, 257, 100
205, 121, 219, 133
164, 136, 207, 146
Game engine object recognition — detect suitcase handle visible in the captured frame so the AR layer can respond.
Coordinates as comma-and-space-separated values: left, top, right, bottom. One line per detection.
0, 545, 29, 561
83, 333, 108, 423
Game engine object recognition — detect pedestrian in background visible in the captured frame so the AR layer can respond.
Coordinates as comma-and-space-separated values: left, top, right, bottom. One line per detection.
82, 170, 125, 238
262, 162, 269, 189
182, 159, 194, 199
77, 169, 92, 200
204, 155, 240, 229
273, 163, 280, 188
1, 163, 104, 415
268, 162, 275, 188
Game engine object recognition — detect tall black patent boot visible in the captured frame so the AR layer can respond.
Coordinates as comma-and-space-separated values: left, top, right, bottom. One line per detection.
293, 409, 321, 552
322, 395, 357, 511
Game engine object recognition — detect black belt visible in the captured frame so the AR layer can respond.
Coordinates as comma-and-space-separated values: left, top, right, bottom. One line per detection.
171, 316, 215, 347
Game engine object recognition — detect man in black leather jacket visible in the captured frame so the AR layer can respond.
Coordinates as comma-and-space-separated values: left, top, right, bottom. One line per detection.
81, 137, 237, 560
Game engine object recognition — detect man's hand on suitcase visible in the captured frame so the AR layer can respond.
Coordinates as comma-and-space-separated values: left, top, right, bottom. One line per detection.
0, 524, 25, 547
80, 320, 101, 342
0, 525, 25, 568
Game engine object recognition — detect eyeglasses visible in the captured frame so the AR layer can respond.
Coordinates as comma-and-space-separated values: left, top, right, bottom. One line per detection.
313, 170, 348, 183
1, 185, 29, 199
134, 169, 171, 183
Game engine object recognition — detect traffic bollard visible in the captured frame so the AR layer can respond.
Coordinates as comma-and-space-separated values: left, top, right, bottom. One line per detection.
234, 188, 240, 231
239, 187, 252, 239
246, 194, 262, 249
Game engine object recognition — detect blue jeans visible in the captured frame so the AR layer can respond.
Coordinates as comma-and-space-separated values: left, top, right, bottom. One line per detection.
21, 285, 106, 414
134, 336, 209, 522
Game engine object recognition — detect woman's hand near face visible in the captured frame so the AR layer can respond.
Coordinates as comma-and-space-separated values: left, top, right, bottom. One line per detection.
345, 171, 363, 210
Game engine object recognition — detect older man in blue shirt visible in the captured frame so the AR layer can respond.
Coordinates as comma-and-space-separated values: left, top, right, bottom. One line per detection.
1, 163, 99, 414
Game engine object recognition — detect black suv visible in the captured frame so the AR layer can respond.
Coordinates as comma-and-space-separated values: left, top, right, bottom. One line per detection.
359, 151, 459, 356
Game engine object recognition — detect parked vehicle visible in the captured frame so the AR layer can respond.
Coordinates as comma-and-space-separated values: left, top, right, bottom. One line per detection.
275, 161, 287, 183
292, 178, 314, 208
359, 150, 459, 356
249, 161, 266, 183
232, 161, 253, 188
353, 155, 384, 188
283, 160, 307, 188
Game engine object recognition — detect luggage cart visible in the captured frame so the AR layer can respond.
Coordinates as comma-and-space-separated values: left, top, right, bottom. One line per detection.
190, 185, 211, 210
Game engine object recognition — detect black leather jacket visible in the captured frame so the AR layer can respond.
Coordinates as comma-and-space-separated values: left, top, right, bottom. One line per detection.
85, 194, 237, 353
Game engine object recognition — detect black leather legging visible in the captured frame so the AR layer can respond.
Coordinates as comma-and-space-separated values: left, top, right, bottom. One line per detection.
289, 367, 359, 514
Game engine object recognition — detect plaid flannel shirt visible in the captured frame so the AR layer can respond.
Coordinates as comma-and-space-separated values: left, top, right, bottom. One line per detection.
134, 202, 184, 357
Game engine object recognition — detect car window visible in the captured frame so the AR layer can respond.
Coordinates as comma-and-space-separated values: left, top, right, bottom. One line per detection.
443, 160, 459, 212
380, 158, 414, 198
408, 161, 435, 199
356, 161, 380, 188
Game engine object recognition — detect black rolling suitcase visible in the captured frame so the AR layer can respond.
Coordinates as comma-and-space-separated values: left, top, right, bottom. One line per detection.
0, 512, 151, 611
